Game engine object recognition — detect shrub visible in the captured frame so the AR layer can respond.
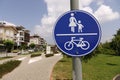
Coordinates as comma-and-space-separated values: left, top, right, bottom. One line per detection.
0, 56, 13, 60
12, 50, 19, 53
45, 54, 54, 57
31, 53, 41, 57
0, 60, 21, 78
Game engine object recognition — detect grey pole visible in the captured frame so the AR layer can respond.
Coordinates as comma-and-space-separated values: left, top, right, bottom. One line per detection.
70, 0, 82, 80
70, 0, 79, 10
72, 57, 82, 80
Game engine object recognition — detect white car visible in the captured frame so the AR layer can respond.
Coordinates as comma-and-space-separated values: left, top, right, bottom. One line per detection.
28, 49, 34, 52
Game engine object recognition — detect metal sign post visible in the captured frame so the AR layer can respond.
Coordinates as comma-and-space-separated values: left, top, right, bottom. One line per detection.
72, 56, 82, 80
70, 0, 82, 80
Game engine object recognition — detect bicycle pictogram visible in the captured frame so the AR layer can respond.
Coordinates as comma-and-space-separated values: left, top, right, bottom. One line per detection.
64, 37, 90, 50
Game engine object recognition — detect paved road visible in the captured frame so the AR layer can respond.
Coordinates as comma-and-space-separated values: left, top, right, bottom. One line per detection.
1, 53, 62, 80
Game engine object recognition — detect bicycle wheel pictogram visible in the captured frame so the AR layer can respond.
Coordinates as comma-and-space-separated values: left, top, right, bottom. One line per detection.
80, 41, 90, 50
64, 41, 74, 50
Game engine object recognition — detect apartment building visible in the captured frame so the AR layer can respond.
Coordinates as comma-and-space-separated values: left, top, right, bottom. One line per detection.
0, 21, 45, 48
29, 34, 46, 51
40, 38, 47, 46
0, 21, 17, 41
29, 34, 46, 46
16, 26, 30, 46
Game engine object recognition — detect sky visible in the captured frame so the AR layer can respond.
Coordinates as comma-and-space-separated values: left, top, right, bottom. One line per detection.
0, 0, 120, 44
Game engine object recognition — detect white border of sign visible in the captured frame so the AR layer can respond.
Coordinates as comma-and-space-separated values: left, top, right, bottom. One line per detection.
53, 10, 102, 57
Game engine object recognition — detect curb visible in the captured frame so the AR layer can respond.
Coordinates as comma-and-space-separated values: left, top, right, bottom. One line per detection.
50, 59, 60, 80
113, 74, 120, 80
50, 55, 63, 80
49, 63, 55, 80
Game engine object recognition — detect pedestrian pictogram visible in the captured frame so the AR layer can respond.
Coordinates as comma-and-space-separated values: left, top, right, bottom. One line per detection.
69, 13, 84, 33
53, 10, 101, 56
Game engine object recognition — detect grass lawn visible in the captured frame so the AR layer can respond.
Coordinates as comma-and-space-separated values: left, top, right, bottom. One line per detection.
52, 56, 72, 80
52, 54, 120, 80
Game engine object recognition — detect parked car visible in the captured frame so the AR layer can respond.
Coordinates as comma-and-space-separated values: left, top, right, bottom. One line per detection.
28, 49, 34, 53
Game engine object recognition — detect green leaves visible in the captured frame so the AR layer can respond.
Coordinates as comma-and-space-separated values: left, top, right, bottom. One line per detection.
3, 40, 14, 52
29, 43, 35, 49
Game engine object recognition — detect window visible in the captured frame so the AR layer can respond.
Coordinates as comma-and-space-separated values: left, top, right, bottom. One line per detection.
6, 30, 9, 36
0, 29, 3, 33
20, 37, 24, 41
10, 31, 14, 37
20, 32, 24, 36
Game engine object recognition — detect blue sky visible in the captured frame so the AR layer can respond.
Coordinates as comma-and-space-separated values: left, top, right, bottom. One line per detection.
0, 0, 120, 44
0, 0, 47, 33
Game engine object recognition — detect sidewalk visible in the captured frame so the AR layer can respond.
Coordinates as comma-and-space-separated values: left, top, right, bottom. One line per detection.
0, 53, 18, 57
0, 53, 30, 64
1, 53, 62, 80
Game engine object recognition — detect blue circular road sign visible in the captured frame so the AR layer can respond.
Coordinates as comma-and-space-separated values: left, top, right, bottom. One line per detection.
53, 10, 101, 56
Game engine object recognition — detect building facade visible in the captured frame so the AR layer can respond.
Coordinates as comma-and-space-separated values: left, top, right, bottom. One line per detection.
29, 34, 46, 51
0, 21, 46, 49
16, 26, 30, 46
0, 21, 17, 41
29, 34, 46, 46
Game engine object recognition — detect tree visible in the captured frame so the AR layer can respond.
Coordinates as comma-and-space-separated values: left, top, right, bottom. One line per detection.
3, 40, 14, 56
20, 44, 27, 50
110, 29, 120, 55
82, 44, 101, 62
111, 36, 120, 55
29, 43, 35, 49
19, 44, 27, 54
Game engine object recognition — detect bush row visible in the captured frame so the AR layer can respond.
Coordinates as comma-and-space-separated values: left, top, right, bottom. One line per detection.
0, 60, 21, 78
45, 54, 54, 57
31, 53, 41, 57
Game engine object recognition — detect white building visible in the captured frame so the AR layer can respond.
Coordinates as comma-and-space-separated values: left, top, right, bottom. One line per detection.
0, 21, 17, 41
16, 26, 30, 46
29, 34, 46, 46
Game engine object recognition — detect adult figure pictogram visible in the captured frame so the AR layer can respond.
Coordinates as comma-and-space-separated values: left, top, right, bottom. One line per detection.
69, 13, 77, 33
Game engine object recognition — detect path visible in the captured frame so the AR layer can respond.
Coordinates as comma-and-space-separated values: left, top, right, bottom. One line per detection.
1, 53, 62, 80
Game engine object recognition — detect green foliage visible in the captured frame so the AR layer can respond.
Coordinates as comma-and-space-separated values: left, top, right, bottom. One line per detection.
111, 35, 120, 55
82, 28, 120, 59
31, 53, 41, 57
29, 43, 35, 49
82, 45, 101, 62
116, 29, 120, 36
0, 60, 21, 78
42, 45, 46, 49
45, 54, 54, 57
0, 56, 13, 60
20, 44, 27, 50
12, 50, 19, 53
100, 42, 116, 55
109, 29, 120, 55
3, 40, 14, 52
30, 51, 42, 57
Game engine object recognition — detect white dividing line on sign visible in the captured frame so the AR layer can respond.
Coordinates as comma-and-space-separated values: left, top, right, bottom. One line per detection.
56, 33, 97, 36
